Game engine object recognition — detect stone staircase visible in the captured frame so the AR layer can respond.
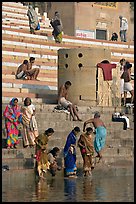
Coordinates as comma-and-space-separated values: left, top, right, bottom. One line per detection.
2, 2, 134, 103
2, 104, 134, 170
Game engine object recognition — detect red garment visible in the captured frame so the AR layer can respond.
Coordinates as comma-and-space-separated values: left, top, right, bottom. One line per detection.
97, 63, 116, 81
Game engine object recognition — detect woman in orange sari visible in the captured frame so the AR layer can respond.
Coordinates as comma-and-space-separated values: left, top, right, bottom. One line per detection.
78, 127, 94, 177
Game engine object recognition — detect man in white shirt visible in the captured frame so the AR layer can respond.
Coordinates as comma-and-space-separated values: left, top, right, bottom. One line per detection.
119, 16, 128, 42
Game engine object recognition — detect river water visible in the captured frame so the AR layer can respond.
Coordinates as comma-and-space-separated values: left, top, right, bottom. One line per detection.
2, 165, 134, 202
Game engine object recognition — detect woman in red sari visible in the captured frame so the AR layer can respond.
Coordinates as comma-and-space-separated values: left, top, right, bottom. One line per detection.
3, 98, 22, 149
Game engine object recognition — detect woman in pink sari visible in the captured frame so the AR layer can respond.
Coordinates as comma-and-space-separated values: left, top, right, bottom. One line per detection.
3, 98, 22, 149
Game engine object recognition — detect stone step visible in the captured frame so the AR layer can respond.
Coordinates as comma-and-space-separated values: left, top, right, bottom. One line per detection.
2, 145, 133, 170
2, 129, 134, 152
2, 147, 35, 159
2, 32, 134, 61
2, 114, 134, 137
2, 103, 124, 112
2, 157, 35, 170
2, 27, 134, 54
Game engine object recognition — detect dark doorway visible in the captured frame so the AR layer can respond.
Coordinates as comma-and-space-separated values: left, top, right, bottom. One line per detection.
96, 29, 107, 40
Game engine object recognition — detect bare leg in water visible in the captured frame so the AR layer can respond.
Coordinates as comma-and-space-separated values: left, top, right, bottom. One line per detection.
96, 151, 102, 162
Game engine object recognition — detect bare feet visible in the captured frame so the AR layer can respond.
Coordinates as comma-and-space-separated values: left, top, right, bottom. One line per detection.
33, 79, 40, 81
73, 117, 77, 121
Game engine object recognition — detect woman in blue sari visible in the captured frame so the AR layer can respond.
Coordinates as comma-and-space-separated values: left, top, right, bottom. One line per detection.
83, 112, 107, 161
63, 126, 80, 177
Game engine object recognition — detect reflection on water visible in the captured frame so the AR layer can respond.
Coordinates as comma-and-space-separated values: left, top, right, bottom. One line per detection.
64, 178, 77, 202
2, 167, 134, 202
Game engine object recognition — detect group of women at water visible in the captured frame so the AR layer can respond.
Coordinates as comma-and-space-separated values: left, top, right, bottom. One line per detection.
63, 111, 107, 177
3, 97, 107, 178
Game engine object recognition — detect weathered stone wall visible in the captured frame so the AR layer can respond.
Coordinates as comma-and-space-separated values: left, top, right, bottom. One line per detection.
58, 47, 120, 106
47, 2, 133, 42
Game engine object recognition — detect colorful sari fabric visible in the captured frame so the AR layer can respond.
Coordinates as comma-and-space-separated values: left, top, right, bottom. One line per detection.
21, 104, 38, 147
3, 98, 22, 148
50, 12, 63, 43
54, 32, 63, 43
35, 133, 50, 176
78, 133, 94, 173
64, 131, 77, 177
94, 126, 107, 153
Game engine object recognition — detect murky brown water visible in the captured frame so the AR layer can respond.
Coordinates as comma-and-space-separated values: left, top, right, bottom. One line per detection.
2, 167, 134, 202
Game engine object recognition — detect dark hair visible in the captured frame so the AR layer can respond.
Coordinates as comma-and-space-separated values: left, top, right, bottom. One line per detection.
49, 147, 60, 157
94, 111, 100, 118
29, 57, 35, 62
73, 126, 80, 132
24, 97, 31, 106
124, 61, 132, 69
120, 58, 125, 63
45, 128, 54, 135
126, 64, 132, 69
86, 127, 93, 132
65, 81, 72, 86
55, 11, 59, 15
13, 98, 18, 102
23, 60, 28, 64
101, 60, 110, 64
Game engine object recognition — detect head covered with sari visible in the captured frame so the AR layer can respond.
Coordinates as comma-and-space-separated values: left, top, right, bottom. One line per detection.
9, 97, 18, 106
4, 97, 22, 124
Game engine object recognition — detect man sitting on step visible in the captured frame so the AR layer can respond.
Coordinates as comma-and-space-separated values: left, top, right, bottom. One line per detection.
15, 57, 40, 80
15, 59, 28, 80
58, 81, 82, 121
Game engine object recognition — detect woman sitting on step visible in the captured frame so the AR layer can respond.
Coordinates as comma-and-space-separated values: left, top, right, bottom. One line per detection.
3, 98, 22, 149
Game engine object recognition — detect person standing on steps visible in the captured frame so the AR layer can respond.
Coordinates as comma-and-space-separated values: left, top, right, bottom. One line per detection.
78, 127, 94, 177
83, 112, 107, 161
50, 11, 63, 43
121, 62, 134, 105
3, 98, 22, 149
21, 97, 39, 148
118, 58, 126, 105
27, 5, 40, 34
63, 126, 81, 177
119, 15, 128, 42
58, 81, 82, 121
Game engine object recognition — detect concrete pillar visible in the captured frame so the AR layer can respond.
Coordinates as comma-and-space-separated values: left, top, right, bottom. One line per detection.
58, 47, 111, 106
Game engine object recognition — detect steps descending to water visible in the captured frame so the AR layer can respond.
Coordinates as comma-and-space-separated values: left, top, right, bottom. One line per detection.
2, 104, 134, 170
